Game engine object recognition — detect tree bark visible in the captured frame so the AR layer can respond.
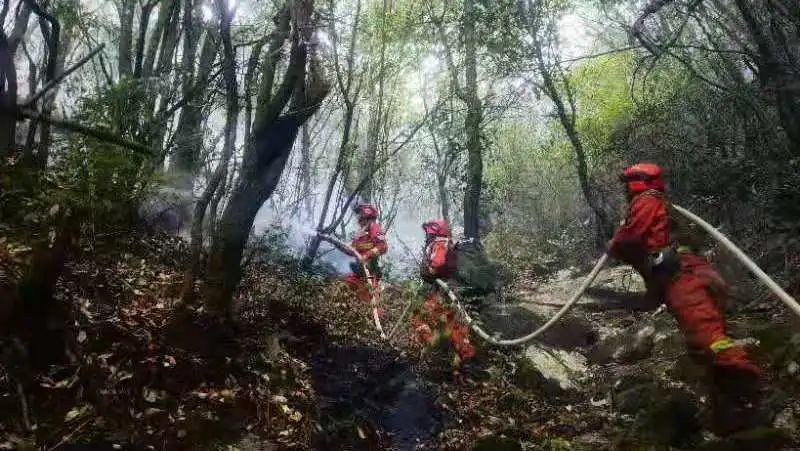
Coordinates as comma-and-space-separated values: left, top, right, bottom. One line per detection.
133, 0, 157, 78
142, 0, 176, 79
117, 0, 135, 77
462, 0, 483, 240
297, 123, 313, 218
0, 32, 18, 156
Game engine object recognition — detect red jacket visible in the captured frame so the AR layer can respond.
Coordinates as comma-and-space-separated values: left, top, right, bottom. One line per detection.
351, 222, 388, 260
609, 190, 670, 271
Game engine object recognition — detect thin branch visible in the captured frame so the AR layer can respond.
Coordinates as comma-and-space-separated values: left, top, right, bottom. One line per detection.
23, 44, 106, 106
556, 46, 641, 64
325, 104, 439, 232
2, 107, 156, 155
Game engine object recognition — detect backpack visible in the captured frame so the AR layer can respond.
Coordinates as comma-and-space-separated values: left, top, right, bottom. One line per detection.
453, 239, 497, 296
421, 238, 458, 282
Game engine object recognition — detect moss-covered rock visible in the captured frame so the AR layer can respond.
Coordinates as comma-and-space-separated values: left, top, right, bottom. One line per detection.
472, 434, 522, 451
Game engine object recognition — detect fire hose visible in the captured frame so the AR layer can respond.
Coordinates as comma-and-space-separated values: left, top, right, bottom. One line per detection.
434, 254, 609, 346
317, 234, 387, 339
320, 203, 800, 346
434, 203, 800, 347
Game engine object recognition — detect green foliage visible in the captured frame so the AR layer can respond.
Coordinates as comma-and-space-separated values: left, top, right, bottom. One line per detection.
484, 120, 597, 271
570, 53, 635, 162
79, 79, 153, 139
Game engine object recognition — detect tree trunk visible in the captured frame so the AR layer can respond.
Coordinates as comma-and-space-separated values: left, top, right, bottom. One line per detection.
0, 32, 18, 156
142, 0, 176, 79
302, 0, 361, 265
32, 25, 72, 169
361, 0, 388, 202
171, 16, 218, 185
14, 215, 80, 367
533, 40, 614, 240
203, 0, 328, 315
437, 171, 450, 223
302, 101, 355, 265
0, 3, 32, 157
182, 0, 238, 303
117, 0, 135, 77
205, 112, 318, 313
462, 0, 483, 240
733, 0, 800, 153
298, 123, 313, 218
133, 1, 156, 78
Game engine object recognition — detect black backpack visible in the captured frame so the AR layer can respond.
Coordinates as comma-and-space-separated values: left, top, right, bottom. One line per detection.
453, 239, 497, 297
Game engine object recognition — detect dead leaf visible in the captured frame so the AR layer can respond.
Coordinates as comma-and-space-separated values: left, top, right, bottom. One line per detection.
64, 405, 89, 422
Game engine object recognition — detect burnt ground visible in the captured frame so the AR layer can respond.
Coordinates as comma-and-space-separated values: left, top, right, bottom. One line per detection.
2, 233, 798, 450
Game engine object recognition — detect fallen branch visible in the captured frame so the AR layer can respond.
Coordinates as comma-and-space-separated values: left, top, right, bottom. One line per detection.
23, 44, 105, 107
16, 381, 32, 432
46, 417, 92, 451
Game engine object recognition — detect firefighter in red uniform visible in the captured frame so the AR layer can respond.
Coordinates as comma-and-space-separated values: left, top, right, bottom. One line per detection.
412, 219, 476, 365
343, 203, 388, 305
609, 162, 764, 435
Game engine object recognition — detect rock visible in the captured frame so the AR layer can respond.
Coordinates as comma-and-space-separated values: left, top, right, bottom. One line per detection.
454, 241, 498, 297
589, 324, 655, 364
613, 377, 702, 448
772, 406, 798, 431
553, 267, 577, 282
695, 427, 790, 451
593, 265, 647, 293
523, 344, 587, 391
512, 357, 560, 395
613, 374, 659, 415
138, 188, 191, 235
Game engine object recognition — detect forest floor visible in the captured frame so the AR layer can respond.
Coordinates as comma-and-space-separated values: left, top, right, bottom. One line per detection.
1, 232, 799, 450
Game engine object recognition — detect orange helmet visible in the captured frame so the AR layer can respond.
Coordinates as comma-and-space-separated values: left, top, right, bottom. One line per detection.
423, 219, 451, 237
621, 163, 665, 194
354, 203, 379, 220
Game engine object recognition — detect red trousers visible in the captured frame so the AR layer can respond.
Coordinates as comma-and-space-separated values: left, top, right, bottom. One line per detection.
343, 272, 384, 316
664, 254, 762, 377
411, 292, 475, 361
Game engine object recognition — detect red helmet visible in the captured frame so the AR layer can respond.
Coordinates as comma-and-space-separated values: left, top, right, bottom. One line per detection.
354, 203, 379, 220
621, 162, 665, 194
423, 219, 451, 237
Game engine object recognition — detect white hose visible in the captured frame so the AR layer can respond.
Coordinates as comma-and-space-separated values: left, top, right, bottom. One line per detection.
672, 203, 800, 319
318, 233, 387, 338
435, 253, 610, 347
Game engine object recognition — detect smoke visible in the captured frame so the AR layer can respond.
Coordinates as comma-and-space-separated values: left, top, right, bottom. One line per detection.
251, 181, 441, 280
